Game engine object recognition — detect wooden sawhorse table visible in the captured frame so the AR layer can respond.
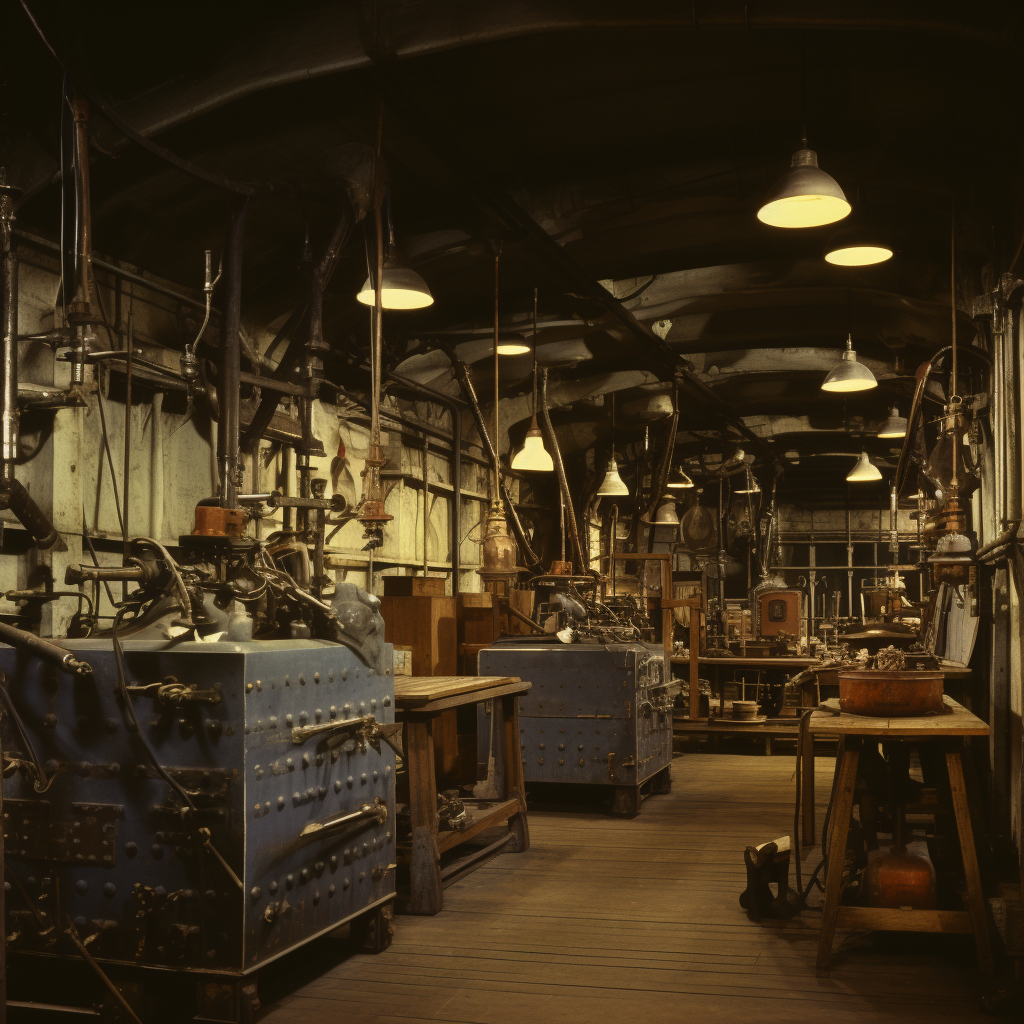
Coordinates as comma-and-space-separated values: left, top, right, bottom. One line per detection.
395, 675, 530, 915
809, 696, 992, 974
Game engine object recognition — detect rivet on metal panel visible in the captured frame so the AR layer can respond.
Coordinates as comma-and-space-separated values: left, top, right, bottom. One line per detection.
285, 714, 293, 726
372, 770, 378, 781
334, 780, 342, 793
285, 675, 291, 686
269, 881, 278, 893
539, 743, 545, 750
299, 675, 306, 686
329, 855, 337, 868
292, 792, 301, 804
385, 765, 391, 774
302, 753, 311, 768
286, 874, 294, 888
342, 669, 348, 680
315, 709, 323, 722
558, 744, 564, 751
264, 801, 270, 813
359, 871, 366, 882
318, 786, 326, 798
278, 796, 285, 809
246, 683, 253, 693
330, 705, 337, 717
313, 891, 320, 904
383, 696, 391, 707
300, 869, 309, 882
360, 773, 367, 784
347, 775, 354, 787
269, 716, 278, 728
329, 670, 335, 682
579, 759, 585, 766
314, 672, 321, 683
538, 758, 544, 765
558, 759, 564, 766
256, 679, 262, 691
250, 887, 261, 899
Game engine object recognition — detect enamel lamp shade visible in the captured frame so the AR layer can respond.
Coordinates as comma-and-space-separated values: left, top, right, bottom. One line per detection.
757, 147, 851, 229
846, 451, 882, 482
822, 336, 877, 392
357, 262, 433, 309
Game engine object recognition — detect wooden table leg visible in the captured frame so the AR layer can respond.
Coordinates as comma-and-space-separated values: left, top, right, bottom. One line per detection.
405, 717, 443, 915
501, 693, 530, 851
816, 742, 860, 972
946, 749, 994, 976
801, 719, 816, 846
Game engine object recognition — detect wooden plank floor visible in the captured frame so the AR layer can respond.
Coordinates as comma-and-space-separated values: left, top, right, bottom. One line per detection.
259, 754, 991, 1023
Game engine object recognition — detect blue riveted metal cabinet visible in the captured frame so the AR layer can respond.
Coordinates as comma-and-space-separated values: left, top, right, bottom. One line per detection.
0, 638, 396, 979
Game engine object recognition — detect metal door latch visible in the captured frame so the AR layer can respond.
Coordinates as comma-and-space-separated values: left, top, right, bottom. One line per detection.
299, 797, 388, 839
290, 714, 403, 757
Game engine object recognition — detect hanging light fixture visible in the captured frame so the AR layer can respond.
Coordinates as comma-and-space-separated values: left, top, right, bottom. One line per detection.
846, 451, 882, 482
821, 335, 877, 392
757, 142, 851, 229
666, 466, 695, 489
653, 495, 679, 525
496, 332, 530, 355
734, 466, 761, 494
356, 263, 433, 309
356, 189, 433, 309
824, 222, 893, 266
511, 289, 554, 472
597, 392, 629, 496
877, 406, 908, 438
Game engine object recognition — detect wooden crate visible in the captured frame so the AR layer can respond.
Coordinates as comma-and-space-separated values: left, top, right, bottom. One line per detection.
382, 575, 447, 597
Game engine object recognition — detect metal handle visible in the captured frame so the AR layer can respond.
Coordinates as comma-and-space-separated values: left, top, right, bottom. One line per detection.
299, 798, 387, 839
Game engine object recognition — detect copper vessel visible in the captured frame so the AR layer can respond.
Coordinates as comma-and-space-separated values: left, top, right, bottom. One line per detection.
838, 670, 944, 717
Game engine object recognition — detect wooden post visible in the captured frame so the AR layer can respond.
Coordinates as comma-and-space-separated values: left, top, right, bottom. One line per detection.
404, 717, 443, 915
801, 720, 816, 845
816, 742, 860, 971
946, 749, 994, 975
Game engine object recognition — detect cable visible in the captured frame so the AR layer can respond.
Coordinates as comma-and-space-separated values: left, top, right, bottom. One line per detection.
111, 609, 196, 813
0, 672, 54, 792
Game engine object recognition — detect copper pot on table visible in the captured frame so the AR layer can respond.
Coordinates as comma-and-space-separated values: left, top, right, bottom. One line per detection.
837, 670, 944, 717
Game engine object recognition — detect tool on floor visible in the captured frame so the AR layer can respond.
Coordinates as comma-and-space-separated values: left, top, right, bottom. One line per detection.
739, 835, 798, 918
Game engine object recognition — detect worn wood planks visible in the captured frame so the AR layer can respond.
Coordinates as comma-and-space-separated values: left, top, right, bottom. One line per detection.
259, 754, 994, 1024
394, 675, 526, 708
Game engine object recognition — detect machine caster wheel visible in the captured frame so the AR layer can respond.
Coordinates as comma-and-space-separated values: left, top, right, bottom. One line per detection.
652, 766, 672, 794
507, 811, 530, 852
611, 784, 641, 818
194, 979, 260, 1024
351, 898, 395, 954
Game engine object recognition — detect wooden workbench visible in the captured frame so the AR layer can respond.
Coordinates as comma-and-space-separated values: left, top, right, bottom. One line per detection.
808, 696, 992, 974
394, 675, 531, 915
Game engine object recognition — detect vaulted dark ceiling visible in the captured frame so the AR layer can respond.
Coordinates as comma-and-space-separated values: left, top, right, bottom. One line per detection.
2, 1, 1021, 506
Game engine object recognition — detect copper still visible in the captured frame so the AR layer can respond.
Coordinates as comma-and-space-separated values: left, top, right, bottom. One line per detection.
865, 745, 936, 909
838, 669, 944, 717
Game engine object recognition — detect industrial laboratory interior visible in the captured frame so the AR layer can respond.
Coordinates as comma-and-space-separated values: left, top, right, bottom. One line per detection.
0, 2, 1022, 1022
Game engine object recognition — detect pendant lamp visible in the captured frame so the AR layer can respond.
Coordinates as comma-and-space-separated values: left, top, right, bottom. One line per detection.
597, 393, 629, 496
824, 222, 893, 266
846, 451, 882, 482
667, 466, 695, 489
734, 466, 761, 494
822, 335, 877, 392
356, 263, 433, 309
877, 406, 908, 438
757, 143, 851, 229
357, 190, 433, 309
511, 289, 554, 472
496, 334, 531, 355
653, 495, 679, 525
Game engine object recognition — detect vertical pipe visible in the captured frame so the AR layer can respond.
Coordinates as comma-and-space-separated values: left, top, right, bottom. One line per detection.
716, 476, 726, 638
219, 201, 246, 509
422, 438, 429, 576
808, 540, 816, 640
282, 446, 296, 532
846, 508, 854, 621
122, 309, 133, 582
150, 392, 164, 539
0, 171, 18, 493
492, 252, 501, 504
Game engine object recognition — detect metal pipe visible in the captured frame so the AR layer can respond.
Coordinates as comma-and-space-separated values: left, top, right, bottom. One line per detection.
1, 173, 19, 492
385, 371, 463, 595
444, 354, 541, 567
846, 508, 854, 619
539, 367, 586, 572
976, 523, 1020, 559
422, 438, 429, 576
150, 392, 164, 539
219, 201, 247, 508
0, 620, 91, 675
644, 382, 679, 521
122, 310, 133, 583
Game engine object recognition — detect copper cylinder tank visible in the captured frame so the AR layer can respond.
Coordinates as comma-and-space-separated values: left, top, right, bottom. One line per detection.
838, 670, 944, 717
